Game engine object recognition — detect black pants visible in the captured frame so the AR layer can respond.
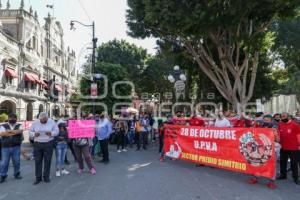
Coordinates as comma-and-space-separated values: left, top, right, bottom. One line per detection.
33, 141, 54, 181
100, 139, 109, 162
65, 140, 77, 162
137, 131, 147, 150
117, 133, 125, 150
280, 149, 300, 180
159, 134, 164, 156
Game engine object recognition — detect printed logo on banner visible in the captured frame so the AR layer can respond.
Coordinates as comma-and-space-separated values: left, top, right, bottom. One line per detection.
164, 128, 182, 159
239, 132, 273, 167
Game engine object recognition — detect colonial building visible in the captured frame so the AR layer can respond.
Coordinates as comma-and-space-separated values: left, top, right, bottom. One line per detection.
0, 1, 78, 120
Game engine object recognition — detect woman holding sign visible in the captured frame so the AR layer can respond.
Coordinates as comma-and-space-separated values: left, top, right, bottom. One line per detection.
29, 112, 58, 185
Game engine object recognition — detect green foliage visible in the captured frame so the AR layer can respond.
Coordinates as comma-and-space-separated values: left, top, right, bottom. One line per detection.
127, 0, 299, 111
140, 56, 173, 94
0, 113, 8, 122
80, 62, 131, 114
97, 39, 147, 93
272, 16, 300, 100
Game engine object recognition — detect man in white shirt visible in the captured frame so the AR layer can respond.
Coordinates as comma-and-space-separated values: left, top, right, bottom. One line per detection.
29, 112, 58, 185
214, 111, 232, 128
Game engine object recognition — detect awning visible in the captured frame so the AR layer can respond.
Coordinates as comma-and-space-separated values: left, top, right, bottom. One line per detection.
30, 74, 42, 84
42, 80, 48, 88
55, 84, 63, 92
24, 72, 43, 84
5, 68, 18, 78
24, 72, 35, 82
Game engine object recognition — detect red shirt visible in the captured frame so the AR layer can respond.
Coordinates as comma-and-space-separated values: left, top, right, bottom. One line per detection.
189, 117, 205, 127
278, 120, 300, 150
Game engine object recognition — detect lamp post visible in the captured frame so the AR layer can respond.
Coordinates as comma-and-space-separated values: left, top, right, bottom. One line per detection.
70, 20, 98, 115
167, 65, 187, 101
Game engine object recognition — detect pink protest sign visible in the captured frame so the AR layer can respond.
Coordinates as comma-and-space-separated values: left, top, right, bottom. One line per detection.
68, 120, 96, 138
23, 121, 33, 130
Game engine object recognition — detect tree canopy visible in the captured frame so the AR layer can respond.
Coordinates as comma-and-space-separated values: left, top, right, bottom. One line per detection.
127, 0, 300, 112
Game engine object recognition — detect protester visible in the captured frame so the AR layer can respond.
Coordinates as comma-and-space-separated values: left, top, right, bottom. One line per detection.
159, 115, 173, 162
247, 114, 279, 189
29, 112, 58, 185
214, 111, 231, 127
277, 112, 300, 185
63, 116, 77, 164
137, 113, 148, 150
55, 123, 70, 177
0, 113, 23, 183
149, 115, 155, 141
127, 116, 136, 148
294, 111, 300, 124
189, 114, 205, 127
272, 113, 281, 128
253, 112, 264, 127
73, 137, 96, 175
117, 122, 127, 153
95, 113, 112, 164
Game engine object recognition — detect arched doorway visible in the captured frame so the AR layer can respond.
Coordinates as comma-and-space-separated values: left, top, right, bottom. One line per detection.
26, 103, 33, 121
0, 100, 16, 114
52, 105, 60, 118
38, 104, 44, 115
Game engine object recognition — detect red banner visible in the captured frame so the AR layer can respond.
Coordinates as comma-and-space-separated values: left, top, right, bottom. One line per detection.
164, 125, 276, 179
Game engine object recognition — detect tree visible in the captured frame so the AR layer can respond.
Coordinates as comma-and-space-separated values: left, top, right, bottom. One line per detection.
97, 39, 148, 93
126, 0, 299, 112
272, 17, 300, 100
80, 62, 131, 114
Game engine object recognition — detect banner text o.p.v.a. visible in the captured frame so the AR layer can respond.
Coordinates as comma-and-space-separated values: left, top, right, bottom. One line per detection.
163, 125, 276, 179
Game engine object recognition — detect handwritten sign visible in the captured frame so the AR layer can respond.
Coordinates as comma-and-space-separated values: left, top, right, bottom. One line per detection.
23, 121, 33, 130
68, 120, 96, 138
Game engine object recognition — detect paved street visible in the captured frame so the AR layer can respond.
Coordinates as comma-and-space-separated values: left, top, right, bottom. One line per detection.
0, 142, 299, 200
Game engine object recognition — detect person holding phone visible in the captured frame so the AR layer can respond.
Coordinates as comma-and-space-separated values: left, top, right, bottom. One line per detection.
29, 112, 58, 185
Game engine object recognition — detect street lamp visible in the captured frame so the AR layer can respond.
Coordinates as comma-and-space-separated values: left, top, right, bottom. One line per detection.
70, 20, 98, 115
168, 65, 186, 100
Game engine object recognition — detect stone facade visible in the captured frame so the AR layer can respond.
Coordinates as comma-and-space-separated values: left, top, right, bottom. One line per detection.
0, 2, 78, 120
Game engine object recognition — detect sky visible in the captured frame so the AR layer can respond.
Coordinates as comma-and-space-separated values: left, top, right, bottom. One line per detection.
10, 0, 157, 67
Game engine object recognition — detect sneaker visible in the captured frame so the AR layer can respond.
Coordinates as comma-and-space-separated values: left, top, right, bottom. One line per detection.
122, 149, 127, 152
266, 181, 276, 189
117, 150, 122, 153
159, 156, 164, 162
14, 173, 22, 180
61, 169, 70, 175
294, 179, 300, 185
77, 169, 83, 175
0, 176, 6, 183
90, 168, 96, 175
56, 171, 61, 177
248, 177, 258, 184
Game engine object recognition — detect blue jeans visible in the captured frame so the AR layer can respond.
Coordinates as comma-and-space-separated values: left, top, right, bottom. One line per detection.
55, 142, 67, 170
91, 137, 99, 157
127, 130, 135, 145
0, 146, 21, 177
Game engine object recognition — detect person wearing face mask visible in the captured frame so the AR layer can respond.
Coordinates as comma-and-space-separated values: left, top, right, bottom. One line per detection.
0, 113, 23, 183
277, 112, 300, 185
248, 114, 280, 189
272, 113, 281, 128
294, 111, 300, 125
29, 112, 59, 185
